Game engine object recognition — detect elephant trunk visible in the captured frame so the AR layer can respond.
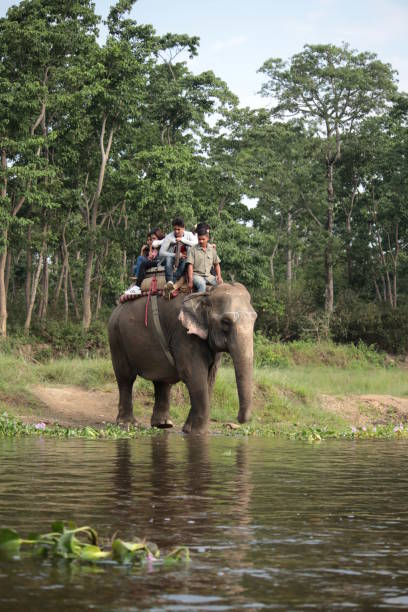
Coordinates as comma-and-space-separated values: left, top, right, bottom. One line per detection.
229, 331, 254, 424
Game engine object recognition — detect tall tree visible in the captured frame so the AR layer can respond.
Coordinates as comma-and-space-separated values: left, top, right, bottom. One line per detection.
0, 0, 99, 335
259, 43, 397, 313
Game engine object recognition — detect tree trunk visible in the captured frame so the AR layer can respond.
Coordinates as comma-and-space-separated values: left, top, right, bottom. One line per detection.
373, 278, 382, 302
120, 202, 128, 286
344, 175, 357, 287
82, 249, 94, 330
345, 212, 352, 286
385, 270, 393, 308
389, 225, 399, 309
39, 253, 49, 323
392, 272, 397, 309
82, 115, 114, 330
0, 247, 7, 337
24, 247, 45, 334
286, 211, 292, 293
121, 249, 127, 287
53, 254, 66, 309
68, 265, 80, 320
4, 250, 12, 302
0, 148, 8, 337
63, 261, 69, 322
325, 162, 335, 314
25, 225, 32, 312
95, 278, 103, 319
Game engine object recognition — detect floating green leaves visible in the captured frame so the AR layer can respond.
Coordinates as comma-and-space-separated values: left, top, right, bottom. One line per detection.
0, 412, 165, 439
0, 522, 189, 569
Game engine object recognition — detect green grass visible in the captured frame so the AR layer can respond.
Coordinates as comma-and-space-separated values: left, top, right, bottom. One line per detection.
253, 336, 390, 368
254, 366, 408, 398
35, 358, 115, 389
1, 347, 408, 439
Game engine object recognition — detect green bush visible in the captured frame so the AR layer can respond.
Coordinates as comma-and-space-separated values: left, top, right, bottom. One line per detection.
254, 333, 290, 367
11, 319, 111, 360
331, 292, 408, 354
253, 333, 387, 368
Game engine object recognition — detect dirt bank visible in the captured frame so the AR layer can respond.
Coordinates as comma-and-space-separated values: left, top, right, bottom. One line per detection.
320, 394, 408, 427
16, 384, 408, 430
27, 385, 122, 427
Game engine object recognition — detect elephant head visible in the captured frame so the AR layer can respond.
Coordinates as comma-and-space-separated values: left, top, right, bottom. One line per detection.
179, 283, 257, 423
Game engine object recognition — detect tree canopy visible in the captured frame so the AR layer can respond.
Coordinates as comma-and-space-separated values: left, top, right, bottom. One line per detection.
0, 3, 407, 352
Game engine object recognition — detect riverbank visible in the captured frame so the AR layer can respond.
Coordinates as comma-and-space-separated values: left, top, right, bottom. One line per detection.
1, 349, 408, 439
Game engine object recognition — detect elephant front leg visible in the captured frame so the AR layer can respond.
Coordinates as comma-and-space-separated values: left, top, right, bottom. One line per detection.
116, 376, 138, 426
151, 382, 174, 428
183, 381, 210, 435
208, 354, 221, 403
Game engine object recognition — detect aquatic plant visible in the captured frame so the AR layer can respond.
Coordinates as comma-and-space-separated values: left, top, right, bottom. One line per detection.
0, 521, 189, 568
0, 413, 164, 439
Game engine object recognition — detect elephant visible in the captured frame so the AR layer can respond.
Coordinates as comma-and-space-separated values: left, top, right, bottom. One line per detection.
108, 283, 257, 434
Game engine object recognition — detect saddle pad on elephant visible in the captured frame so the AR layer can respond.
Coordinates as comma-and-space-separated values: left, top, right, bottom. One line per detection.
141, 269, 166, 292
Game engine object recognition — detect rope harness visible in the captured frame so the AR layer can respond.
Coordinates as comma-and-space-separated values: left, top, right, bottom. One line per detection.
149, 294, 176, 368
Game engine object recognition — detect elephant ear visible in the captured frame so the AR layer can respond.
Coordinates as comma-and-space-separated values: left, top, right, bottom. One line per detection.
179, 294, 209, 339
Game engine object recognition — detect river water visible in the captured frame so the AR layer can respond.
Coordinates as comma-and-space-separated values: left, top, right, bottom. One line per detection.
1, 435, 408, 610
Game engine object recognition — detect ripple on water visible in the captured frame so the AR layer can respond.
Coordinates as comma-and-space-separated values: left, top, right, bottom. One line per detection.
1, 437, 408, 609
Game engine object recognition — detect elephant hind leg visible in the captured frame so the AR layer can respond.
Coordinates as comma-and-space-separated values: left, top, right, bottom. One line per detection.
116, 374, 138, 425
110, 326, 137, 426
151, 381, 173, 428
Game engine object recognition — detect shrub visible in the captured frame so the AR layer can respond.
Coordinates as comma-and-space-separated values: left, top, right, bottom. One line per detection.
254, 333, 290, 367
33, 320, 109, 359
253, 333, 387, 368
332, 292, 408, 354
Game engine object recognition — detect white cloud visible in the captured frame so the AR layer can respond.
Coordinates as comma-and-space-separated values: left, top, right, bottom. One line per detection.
211, 35, 248, 53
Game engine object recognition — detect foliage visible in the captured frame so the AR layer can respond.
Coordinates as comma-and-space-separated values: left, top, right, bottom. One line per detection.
332, 292, 408, 354
0, 4, 406, 353
253, 334, 388, 368
0, 520, 189, 568
1, 348, 407, 441
0, 412, 163, 438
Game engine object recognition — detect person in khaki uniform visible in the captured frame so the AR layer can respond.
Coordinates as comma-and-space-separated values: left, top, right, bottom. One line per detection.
186, 226, 223, 293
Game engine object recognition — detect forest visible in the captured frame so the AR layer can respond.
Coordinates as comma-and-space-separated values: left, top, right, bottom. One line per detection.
1, 0, 407, 353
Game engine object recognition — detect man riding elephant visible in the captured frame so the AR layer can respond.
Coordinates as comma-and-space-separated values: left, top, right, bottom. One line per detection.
186, 225, 223, 293
159, 216, 198, 295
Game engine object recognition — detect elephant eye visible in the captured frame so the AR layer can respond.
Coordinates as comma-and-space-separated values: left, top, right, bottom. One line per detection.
221, 317, 232, 332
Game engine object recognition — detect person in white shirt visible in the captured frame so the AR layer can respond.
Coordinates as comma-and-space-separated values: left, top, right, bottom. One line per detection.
159, 217, 198, 290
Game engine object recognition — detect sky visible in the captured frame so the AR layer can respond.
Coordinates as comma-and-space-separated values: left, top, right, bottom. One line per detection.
2, 0, 408, 107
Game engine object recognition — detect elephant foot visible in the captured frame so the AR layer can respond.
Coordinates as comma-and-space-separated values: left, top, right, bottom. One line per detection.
237, 411, 251, 424
182, 421, 191, 434
182, 421, 208, 435
151, 418, 174, 429
116, 415, 139, 428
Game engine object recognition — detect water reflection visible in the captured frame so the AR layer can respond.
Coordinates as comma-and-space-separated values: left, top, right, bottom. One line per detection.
113, 438, 133, 509
1, 437, 408, 610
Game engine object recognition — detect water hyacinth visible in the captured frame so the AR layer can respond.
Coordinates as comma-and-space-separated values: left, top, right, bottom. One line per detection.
0, 521, 189, 569
0, 413, 164, 439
